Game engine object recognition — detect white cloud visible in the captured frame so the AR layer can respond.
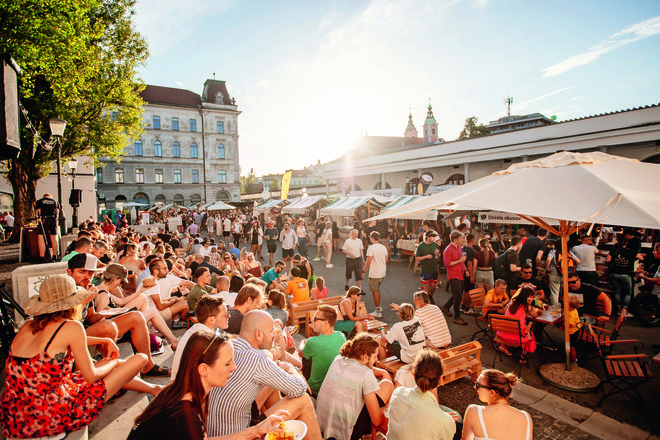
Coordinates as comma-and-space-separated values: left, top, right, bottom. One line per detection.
542, 15, 660, 77
496, 87, 574, 116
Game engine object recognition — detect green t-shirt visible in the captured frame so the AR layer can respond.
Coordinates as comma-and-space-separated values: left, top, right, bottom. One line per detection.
302, 331, 346, 395
187, 284, 213, 311
416, 241, 439, 274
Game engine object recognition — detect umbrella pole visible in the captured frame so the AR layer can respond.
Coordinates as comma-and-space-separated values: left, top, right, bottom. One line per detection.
561, 222, 571, 371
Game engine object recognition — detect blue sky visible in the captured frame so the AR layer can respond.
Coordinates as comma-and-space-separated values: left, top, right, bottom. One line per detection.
134, 0, 660, 176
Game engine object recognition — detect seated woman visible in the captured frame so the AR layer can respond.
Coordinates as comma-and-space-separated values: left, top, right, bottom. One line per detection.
462, 369, 532, 440
310, 276, 328, 299
243, 252, 263, 278
128, 332, 287, 440
93, 264, 179, 350
1, 275, 159, 439
335, 286, 374, 335
317, 333, 394, 440
496, 287, 538, 359
378, 303, 425, 363
119, 243, 146, 275
387, 350, 457, 440
265, 289, 288, 325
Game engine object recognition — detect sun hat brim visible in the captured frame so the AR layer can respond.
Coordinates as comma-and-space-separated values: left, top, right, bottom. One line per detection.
23, 289, 92, 317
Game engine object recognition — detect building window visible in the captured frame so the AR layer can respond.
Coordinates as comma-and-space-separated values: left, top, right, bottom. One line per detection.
446, 173, 465, 185
135, 168, 144, 184
173, 141, 180, 158
217, 121, 224, 134
172, 117, 179, 131
218, 170, 226, 183
190, 119, 196, 132
191, 143, 198, 158
97, 167, 103, 184
155, 169, 163, 184
134, 140, 143, 156
153, 116, 160, 129
115, 168, 124, 183
174, 169, 182, 184
154, 141, 162, 157
218, 144, 225, 159
111, 112, 118, 121
192, 169, 199, 184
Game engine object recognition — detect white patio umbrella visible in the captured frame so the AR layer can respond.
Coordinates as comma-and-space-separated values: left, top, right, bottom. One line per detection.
367, 151, 660, 369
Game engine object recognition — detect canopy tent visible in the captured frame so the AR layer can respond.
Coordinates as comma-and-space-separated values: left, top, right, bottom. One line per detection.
206, 201, 236, 211
282, 196, 325, 215
369, 151, 660, 369
197, 201, 216, 210
380, 195, 438, 221
254, 199, 287, 213
320, 196, 391, 217
121, 201, 148, 208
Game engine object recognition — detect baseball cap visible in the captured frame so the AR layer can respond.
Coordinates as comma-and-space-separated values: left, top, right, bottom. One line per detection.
104, 263, 129, 283
67, 253, 104, 272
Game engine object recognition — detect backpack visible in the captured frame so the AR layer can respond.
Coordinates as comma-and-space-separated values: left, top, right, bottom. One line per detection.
493, 249, 514, 280
555, 251, 575, 275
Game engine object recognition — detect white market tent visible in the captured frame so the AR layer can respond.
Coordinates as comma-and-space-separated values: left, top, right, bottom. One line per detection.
254, 199, 287, 213
282, 196, 325, 215
320, 196, 391, 217
380, 195, 438, 221
367, 151, 660, 369
206, 201, 236, 211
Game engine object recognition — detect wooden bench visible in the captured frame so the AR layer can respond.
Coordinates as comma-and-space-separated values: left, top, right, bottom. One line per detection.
288, 296, 343, 329
376, 341, 482, 386
357, 301, 389, 334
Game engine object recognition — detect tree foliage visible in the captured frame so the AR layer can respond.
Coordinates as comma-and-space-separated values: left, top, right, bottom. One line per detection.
457, 116, 490, 140
269, 178, 280, 191
240, 168, 257, 194
0, 0, 148, 236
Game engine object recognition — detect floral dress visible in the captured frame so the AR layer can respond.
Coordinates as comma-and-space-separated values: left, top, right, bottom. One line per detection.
0, 322, 107, 438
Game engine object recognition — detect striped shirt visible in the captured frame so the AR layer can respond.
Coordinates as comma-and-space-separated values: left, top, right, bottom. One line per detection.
206, 337, 307, 436
414, 304, 452, 348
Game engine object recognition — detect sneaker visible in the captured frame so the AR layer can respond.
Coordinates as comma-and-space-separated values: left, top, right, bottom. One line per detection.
461, 307, 478, 315
313, 257, 322, 261
441, 305, 453, 317
373, 307, 382, 318
326, 263, 334, 268
453, 317, 468, 326
171, 320, 188, 329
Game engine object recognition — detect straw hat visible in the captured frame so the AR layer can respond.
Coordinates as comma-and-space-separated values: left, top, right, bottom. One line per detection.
23, 274, 92, 317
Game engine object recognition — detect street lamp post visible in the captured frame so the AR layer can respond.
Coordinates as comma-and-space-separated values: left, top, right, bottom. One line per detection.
67, 159, 78, 229
48, 118, 67, 236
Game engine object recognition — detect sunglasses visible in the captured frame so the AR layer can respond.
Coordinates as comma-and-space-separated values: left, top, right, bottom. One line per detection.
522, 271, 532, 275
568, 280, 580, 285
202, 328, 229, 355
474, 382, 495, 391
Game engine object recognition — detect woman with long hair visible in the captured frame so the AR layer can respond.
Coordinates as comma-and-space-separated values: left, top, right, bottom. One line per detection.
497, 287, 538, 357
387, 350, 456, 440
119, 243, 146, 275
462, 369, 532, 440
0, 275, 157, 439
296, 218, 308, 258
243, 252, 263, 278
321, 221, 333, 268
335, 286, 373, 335
474, 238, 496, 294
128, 332, 286, 439
316, 333, 393, 440
249, 219, 263, 261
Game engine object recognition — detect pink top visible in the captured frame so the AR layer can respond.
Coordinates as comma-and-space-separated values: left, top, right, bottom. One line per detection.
311, 287, 328, 299
443, 244, 465, 281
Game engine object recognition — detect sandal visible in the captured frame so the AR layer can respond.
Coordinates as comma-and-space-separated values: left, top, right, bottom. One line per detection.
518, 357, 528, 365
496, 344, 512, 356
110, 388, 128, 401
144, 364, 171, 377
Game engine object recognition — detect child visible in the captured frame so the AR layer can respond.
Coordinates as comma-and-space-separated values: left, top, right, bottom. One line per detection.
568, 294, 583, 363
311, 276, 328, 299
482, 279, 510, 317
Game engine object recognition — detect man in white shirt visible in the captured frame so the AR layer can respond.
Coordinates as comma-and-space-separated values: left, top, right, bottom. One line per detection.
342, 228, 364, 291
411, 290, 452, 349
572, 235, 599, 286
223, 216, 232, 245
171, 295, 229, 378
139, 258, 194, 329
279, 222, 298, 275
362, 231, 388, 318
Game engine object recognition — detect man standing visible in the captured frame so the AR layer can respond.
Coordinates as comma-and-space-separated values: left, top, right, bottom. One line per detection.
299, 305, 346, 397
518, 228, 548, 277
207, 311, 322, 439
224, 215, 233, 245
264, 220, 279, 267
314, 217, 326, 261
35, 193, 59, 259
279, 222, 298, 275
415, 230, 441, 304
460, 233, 477, 315
442, 231, 468, 326
342, 228, 364, 291
206, 213, 214, 238
363, 231, 388, 318
572, 235, 599, 286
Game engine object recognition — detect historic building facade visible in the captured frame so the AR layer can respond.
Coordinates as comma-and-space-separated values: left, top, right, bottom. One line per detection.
98, 79, 241, 209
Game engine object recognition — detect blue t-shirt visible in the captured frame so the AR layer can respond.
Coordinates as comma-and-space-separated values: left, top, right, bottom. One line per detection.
261, 267, 280, 286
228, 247, 240, 259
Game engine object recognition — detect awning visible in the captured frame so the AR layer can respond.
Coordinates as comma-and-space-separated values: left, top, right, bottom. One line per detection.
381, 195, 438, 220
320, 196, 389, 217
283, 196, 325, 214
206, 201, 236, 211
254, 199, 286, 213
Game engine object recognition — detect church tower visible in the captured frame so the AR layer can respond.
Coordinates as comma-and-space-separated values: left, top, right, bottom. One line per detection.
423, 100, 438, 143
404, 108, 418, 138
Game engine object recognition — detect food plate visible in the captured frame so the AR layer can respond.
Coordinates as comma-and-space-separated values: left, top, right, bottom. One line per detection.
264, 420, 307, 439
98, 307, 130, 317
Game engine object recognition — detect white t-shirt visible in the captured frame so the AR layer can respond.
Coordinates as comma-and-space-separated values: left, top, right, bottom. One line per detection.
342, 238, 364, 259
171, 323, 211, 379
224, 218, 232, 232
211, 291, 237, 307
572, 244, 597, 272
317, 356, 380, 440
385, 317, 426, 363
366, 242, 388, 278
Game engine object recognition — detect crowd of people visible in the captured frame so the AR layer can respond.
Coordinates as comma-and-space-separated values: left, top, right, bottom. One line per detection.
2, 201, 658, 440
